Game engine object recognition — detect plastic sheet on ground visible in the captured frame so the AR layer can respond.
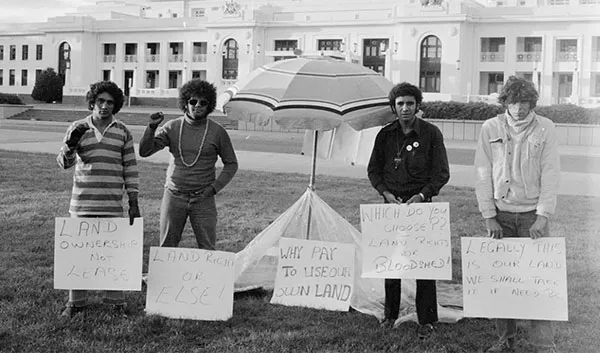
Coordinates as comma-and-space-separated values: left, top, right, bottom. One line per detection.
234, 188, 464, 324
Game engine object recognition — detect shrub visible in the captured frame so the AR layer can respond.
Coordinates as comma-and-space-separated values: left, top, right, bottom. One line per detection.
31, 67, 63, 103
421, 101, 600, 125
0, 92, 25, 105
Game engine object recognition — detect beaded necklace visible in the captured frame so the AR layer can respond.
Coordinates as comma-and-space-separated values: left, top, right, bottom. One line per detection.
179, 118, 210, 168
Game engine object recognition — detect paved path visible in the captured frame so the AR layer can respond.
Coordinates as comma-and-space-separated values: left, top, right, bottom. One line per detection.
1, 119, 599, 197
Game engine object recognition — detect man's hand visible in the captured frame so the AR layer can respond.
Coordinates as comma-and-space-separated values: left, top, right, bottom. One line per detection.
406, 193, 424, 205
485, 217, 503, 239
148, 112, 164, 129
201, 186, 216, 199
128, 199, 141, 226
382, 191, 401, 204
529, 215, 548, 239
66, 123, 90, 150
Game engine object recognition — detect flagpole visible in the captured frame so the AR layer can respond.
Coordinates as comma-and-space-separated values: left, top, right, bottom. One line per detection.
306, 130, 318, 240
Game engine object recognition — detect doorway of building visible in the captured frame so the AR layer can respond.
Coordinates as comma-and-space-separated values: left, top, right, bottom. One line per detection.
124, 70, 134, 97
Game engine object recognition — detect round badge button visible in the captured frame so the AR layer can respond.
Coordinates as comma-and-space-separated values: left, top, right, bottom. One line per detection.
406, 145, 413, 151
413, 141, 419, 148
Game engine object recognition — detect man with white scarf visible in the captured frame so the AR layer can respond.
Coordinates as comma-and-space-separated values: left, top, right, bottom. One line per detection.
475, 76, 560, 353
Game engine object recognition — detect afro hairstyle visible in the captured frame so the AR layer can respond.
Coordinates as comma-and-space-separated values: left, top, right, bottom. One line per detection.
178, 79, 217, 114
86, 81, 125, 114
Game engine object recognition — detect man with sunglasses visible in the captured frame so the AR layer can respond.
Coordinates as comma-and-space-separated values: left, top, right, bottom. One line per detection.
367, 82, 450, 339
139, 79, 238, 250
57, 80, 141, 318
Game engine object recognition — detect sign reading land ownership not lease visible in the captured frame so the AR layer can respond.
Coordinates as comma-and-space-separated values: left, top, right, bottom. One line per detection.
360, 203, 452, 280
145, 247, 235, 321
461, 237, 568, 321
54, 217, 143, 291
271, 238, 355, 311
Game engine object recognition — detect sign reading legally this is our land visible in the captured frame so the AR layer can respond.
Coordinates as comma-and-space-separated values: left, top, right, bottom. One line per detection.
461, 237, 568, 321
54, 217, 143, 291
360, 203, 452, 280
145, 247, 236, 321
271, 238, 355, 312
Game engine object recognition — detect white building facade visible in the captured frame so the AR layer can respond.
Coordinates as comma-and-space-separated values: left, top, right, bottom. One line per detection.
0, 0, 599, 107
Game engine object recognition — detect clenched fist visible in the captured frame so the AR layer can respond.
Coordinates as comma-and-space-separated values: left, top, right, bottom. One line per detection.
66, 123, 90, 150
148, 112, 164, 129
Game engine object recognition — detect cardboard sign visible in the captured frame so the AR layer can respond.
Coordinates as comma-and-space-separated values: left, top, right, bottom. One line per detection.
271, 238, 355, 312
145, 247, 235, 321
360, 203, 452, 280
54, 217, 143, 290
461, 237, 568, 321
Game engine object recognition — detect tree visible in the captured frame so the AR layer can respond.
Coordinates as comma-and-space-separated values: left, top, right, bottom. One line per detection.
31, 67, 63, 103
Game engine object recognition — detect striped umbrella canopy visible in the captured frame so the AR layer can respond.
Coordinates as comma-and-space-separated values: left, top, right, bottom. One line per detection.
221, 57, 395, 131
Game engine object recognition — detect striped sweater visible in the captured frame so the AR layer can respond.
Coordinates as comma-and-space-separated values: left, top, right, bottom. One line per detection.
57, 115, 139, 216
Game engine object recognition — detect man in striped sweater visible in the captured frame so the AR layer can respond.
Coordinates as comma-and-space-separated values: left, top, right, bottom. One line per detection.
57, 80, 140, 318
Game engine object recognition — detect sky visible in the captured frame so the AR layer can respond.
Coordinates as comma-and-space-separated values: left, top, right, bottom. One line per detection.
0, 0, 96, 23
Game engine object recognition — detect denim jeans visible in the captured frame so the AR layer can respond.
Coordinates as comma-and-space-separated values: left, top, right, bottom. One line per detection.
66, 215, 126, 308
160, 187, 217, 250
493, 209, 556, 349
382, 190, 438, 325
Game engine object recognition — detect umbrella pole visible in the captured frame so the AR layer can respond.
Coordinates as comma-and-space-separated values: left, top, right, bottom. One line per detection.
306, 130, 318, 240
308, 130, 318, 190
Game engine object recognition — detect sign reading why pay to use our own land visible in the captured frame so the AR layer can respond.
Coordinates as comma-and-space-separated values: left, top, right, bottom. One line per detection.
360, 203, 452, 280
145, 247, 236, 321
461, 237, 568, 321
54, 217, 143, 291
271, 238, 355, 312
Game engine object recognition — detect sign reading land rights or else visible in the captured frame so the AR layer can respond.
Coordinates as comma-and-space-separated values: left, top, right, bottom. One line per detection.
271, 238, 355, 311
145, 247, 236, 321
54, 217, 143, 290
461, 237, 568, 321
360, 203, 452, 280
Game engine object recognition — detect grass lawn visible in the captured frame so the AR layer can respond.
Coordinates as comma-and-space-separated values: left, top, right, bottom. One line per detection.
1, 150, 599, 353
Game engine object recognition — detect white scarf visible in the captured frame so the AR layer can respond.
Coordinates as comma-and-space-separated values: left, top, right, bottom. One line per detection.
506, 110, 534, 134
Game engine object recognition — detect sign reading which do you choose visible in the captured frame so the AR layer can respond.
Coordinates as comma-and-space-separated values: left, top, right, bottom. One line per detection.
271, 238, 355, 311
54, 217, 143, 290
461, 237, 568, 321
360, 203, 452, 280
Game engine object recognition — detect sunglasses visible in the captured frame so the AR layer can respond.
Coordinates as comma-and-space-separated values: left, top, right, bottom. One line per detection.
188, 99, 209, 107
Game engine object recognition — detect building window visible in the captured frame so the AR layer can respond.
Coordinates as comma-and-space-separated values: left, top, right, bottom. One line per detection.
593, 74, 600, 96
103, 70, 111, 81
318, 39, 342, 51
58, 42, 71, 86
36, 44, 43, 60
480, 72, 505, 95
10, 45, 16, 60
103, 43, 116, 62
9, 69, 15, 85
146, 43, 160, 62
192, 70, 207, 80
274, 40, 298, 61
124, 43, 138, 62
557, 39, 577, 61
192, 42, 207, 62
549, 0, 569, 4
363, 39, 389, 74
222, 39, 239, 80
35, 69, 42, 82
192, 8, 205, 17
0, 45, 3, 60
169, 42, 184, 62
0, 69, 3, 85
22, 45, 28, 60
21, 70, 28, 86
419, 35, 442, 93
145, 70, 159, 88
168, 70, 182, 88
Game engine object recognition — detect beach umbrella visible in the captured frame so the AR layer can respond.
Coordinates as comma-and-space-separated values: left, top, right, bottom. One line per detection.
221, 57, 395, 191
221, 57, 395, 132
221, 57, 395, 239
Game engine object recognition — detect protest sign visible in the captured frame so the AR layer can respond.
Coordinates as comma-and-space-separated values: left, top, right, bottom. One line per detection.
54, 217, 143, 290
360, 203, 451, 279
271, 238, 355, 311
461, 237, 568, 321
145, 247, 235, 321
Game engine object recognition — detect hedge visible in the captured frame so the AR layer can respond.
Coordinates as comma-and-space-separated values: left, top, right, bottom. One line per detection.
0, 92, 25, 105
421, 101, 600, 125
